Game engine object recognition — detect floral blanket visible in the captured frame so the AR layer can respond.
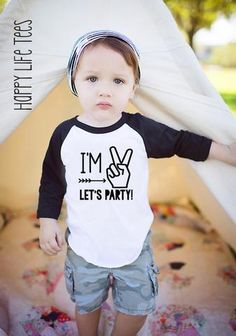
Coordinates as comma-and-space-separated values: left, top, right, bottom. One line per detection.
0, 199, 235, 336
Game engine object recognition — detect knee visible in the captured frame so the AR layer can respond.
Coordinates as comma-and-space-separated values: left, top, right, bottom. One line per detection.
111, 311, 148, 336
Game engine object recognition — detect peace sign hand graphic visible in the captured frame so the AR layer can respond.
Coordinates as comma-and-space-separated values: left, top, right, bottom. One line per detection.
106, 146, 133, 188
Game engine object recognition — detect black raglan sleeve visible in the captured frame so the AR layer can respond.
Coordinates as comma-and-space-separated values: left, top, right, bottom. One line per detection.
36, 125, 67, 219
138, 113, 212, 161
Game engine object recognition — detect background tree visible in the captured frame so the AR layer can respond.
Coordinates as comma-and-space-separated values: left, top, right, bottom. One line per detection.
164, 0, 236, 51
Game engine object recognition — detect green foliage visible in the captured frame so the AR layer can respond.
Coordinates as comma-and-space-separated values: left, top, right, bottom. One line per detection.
164, 0, 236, 49
221, 92, 236, 113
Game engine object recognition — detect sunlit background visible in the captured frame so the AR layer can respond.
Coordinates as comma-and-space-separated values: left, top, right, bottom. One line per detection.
195, 15, 236, 114
164, 0, 236, 116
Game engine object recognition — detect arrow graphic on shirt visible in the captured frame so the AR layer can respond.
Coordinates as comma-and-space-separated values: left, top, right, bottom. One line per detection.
78, 178, 106, 183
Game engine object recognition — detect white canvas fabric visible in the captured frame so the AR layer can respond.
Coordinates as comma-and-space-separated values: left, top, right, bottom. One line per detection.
0, 0, 236, 249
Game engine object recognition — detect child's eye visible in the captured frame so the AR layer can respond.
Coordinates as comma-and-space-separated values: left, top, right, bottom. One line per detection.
87, 76, 97, 83
114, 78, 125, 84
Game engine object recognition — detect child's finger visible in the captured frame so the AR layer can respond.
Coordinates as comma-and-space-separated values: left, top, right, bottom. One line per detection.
45, 249, 57, 256
56, 233, 64, 248
41, 244, 57, 255
46, 248, 59, 255
48, 241, 61, 252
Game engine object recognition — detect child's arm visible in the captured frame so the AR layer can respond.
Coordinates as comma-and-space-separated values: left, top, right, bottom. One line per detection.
138, 113, 236, 166
39, 218, 65, 255
37, 125, 67, 255
208, 141, 236, 166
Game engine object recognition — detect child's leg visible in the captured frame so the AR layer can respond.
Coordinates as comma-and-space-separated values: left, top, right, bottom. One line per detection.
111, 311, 147, 336
75, 306, 102, 336
110, 230, 159, 336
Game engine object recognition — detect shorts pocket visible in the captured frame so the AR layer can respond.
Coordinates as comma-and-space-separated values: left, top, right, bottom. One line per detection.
64, 260, 75, 295
147, 263, 159, 297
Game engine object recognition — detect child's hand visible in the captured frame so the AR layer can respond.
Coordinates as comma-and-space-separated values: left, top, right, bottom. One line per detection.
39, 218, 65, 255
208, 141, 236, 166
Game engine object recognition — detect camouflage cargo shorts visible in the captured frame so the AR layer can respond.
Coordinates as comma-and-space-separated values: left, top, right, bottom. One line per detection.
64, 228, 160, 315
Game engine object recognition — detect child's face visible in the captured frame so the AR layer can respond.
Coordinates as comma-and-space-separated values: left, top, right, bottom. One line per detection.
74, 44, 136, 117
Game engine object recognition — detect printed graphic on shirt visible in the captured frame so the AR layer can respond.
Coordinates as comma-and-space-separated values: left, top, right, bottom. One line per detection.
78, 146, 134, 201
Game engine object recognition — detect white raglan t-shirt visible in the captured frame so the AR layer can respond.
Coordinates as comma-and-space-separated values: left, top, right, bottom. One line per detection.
37, 111, 212, 267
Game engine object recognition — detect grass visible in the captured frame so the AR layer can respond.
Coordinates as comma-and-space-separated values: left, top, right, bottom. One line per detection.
203, 66, 236, 116
220, 93, 236, 113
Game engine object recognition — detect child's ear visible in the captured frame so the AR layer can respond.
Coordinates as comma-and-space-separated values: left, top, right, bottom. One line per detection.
130, 84, 137, 99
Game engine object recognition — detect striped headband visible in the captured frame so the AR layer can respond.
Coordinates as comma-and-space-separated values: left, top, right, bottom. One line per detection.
67, 30, 140, 96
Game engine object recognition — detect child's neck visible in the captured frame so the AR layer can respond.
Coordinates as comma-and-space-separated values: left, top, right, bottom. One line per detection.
77, 112, 122, 127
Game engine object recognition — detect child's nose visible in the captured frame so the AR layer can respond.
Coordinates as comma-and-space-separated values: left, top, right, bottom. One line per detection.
98, 83, 111, 97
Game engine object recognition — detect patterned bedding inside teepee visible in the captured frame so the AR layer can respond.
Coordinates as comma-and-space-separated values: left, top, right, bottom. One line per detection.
0, 199, 235, 336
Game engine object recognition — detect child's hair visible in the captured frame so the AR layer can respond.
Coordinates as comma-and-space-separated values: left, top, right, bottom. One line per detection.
75, 37, 140, 86
67, 30, 141, 97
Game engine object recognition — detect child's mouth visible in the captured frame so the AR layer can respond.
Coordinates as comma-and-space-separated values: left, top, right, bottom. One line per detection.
97, 102, 112, 110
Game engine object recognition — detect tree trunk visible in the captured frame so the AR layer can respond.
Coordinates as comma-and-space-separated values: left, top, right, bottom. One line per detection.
188, 29, 196, 53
